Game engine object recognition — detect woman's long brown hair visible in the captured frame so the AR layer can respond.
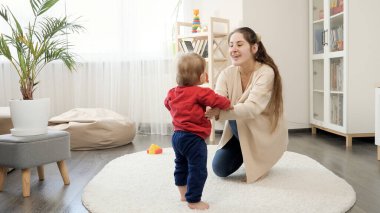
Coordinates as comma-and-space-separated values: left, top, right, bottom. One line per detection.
229, 27, 283, 132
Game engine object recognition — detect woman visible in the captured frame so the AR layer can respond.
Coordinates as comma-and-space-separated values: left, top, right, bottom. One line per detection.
205, 27, 288, 183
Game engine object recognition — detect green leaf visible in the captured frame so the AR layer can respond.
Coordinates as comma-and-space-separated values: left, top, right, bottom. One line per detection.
0, 5, 9, 22
0, 35, 12, 59
30, 0, 60, 16
8, 10, 24, 36
30, 0, 41, 16
16, 44, 27, 75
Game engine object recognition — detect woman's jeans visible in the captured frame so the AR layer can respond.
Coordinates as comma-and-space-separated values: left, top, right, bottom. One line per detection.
172, 130, 208, 203
212, 135, 243, 177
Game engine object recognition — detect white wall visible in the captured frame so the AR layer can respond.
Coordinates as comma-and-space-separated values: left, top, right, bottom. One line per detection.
243, 0, 309, 129
188, 0, 310, 129
182, 0, 243, 29
346, 0, 380, 133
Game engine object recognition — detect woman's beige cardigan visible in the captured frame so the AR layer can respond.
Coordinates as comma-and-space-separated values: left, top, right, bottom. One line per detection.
216, 64, 288, 183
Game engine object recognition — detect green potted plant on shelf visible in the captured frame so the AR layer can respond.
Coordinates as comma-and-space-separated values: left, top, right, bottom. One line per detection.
0, 0, 84, 136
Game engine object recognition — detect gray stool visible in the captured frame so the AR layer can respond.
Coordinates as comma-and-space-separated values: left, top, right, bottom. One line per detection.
0, 130, 70, 197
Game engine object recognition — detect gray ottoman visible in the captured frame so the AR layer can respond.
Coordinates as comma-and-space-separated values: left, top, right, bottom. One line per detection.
0, 130, 71, 197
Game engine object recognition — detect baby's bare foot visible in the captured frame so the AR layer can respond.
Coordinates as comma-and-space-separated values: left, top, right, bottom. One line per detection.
178, 186, 187, 201
188, 201, 209, 210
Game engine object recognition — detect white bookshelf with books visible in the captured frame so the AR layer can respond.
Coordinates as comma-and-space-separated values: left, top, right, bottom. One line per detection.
175, 17, 230, 142
309, 0, 380, 147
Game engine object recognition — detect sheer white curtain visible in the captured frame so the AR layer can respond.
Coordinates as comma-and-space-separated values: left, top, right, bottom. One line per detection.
0, 0, 182, 135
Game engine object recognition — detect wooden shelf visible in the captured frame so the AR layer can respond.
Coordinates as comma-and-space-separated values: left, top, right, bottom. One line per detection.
177, 32, 228, 39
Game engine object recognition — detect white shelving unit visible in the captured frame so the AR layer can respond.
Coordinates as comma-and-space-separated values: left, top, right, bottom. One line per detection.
175, 17, 230, 143
309, 0, 380, 147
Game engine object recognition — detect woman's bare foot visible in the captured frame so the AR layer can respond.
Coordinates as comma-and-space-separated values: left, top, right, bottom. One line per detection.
188, 201, 209, 210
177, 186, 187, 201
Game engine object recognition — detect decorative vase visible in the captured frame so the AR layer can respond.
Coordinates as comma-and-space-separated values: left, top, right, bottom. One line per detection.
9, 98, 50, 136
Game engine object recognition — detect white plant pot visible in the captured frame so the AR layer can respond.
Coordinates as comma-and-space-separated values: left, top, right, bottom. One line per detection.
9, 98, 50, 136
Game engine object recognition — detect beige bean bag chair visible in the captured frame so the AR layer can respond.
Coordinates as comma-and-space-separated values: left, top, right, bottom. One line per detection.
0, 107, 13, 134
49, 108, 135, 150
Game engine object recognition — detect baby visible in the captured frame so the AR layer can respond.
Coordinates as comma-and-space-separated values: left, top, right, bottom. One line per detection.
164, 52, 232, 210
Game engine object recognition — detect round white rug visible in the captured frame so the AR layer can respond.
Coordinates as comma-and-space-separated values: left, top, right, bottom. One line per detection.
82, 146, 356, 213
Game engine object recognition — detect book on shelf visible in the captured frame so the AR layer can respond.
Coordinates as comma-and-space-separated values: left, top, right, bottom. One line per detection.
179, 39, 208, 58
201, 42, 208, 58
330, 0, 343, 15
314, 29, 323, 54
330, 93, 343, 126
330, 58, 343, 91
183, 40, 194, 52
192, 40, 201, 54
330, 25, 343, 51
179, 41, 189, 53
195, 40, 206, 55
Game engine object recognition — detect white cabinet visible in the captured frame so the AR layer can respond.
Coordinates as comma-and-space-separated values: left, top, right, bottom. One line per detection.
175, 17, 230, 142
309, 0, 380, 147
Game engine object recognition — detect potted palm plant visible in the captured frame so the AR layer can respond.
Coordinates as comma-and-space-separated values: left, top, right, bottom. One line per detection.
0, 0, 84, 136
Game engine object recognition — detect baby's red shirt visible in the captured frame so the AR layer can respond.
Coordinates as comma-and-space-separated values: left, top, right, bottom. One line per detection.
164, 86, 231, 139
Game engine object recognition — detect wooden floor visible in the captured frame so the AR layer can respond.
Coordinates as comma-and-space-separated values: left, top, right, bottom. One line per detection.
0, 130, 379, 212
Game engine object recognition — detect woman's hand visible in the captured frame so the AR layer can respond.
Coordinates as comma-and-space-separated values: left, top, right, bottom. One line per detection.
205, 107, 221, 120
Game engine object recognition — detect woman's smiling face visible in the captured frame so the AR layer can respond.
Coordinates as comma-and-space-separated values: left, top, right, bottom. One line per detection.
228, 32, 256, 66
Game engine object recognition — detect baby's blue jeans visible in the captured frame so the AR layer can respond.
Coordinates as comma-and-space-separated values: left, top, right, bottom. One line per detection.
172, 130, 208, 203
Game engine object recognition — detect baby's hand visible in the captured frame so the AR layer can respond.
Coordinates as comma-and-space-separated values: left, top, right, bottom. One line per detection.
205, 108, 220, 119
227, 106, 234, 110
